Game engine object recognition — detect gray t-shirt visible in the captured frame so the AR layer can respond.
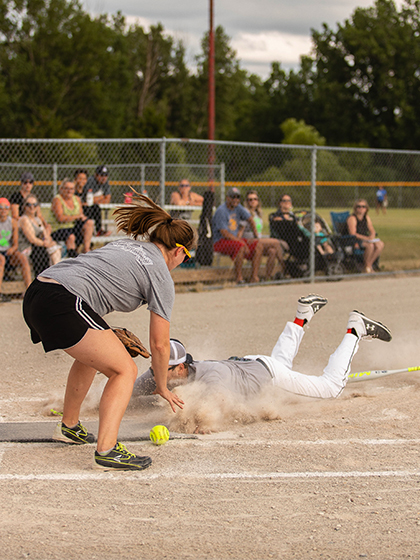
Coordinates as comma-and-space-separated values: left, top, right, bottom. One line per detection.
134, 359, 272, 397
41, 239, 174, 319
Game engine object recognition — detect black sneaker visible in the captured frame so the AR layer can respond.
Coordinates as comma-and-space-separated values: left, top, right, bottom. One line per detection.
94, 442, 152, 471
347, 310, 392, 342
296, 294, 328, 323
52, 421, 96, 444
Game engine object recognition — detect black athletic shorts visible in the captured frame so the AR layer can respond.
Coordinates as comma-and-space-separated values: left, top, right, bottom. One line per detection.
23, 279, 110, 352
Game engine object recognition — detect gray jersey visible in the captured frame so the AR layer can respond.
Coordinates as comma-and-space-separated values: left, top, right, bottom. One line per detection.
134, 359, 272, 397
41, 239, 174, 319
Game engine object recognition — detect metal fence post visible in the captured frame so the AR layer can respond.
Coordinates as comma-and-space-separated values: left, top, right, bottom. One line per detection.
160, 137, 166, 207
220, 162, 225, 205
309, 146, 317, 283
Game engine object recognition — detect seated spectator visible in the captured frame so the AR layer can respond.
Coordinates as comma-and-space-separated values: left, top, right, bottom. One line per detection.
346, 199, 384, 273
170, 179, 203, 220
313, 220, 334, 255
212, 187, 259, 284
10, 171, 49, 229
80, 165, 111, 236
242, 190, 284, 282
0, 197, 32, 301
18, 195, 61, 276
50, 178, 94, 257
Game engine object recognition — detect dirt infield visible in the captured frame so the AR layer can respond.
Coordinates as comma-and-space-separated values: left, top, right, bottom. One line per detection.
1, 274, 420, 559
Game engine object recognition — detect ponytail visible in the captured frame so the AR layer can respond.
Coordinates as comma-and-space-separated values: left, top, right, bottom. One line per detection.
113, 190, 196, 251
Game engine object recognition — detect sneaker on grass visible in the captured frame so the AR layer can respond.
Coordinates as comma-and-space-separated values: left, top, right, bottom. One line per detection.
94, 442, 152, 471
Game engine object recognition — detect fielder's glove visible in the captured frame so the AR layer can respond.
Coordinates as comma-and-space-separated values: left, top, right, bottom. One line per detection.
112, 327, 150, 359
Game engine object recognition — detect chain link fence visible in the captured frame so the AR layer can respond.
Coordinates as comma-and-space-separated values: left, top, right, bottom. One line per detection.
1, 138, 419, 292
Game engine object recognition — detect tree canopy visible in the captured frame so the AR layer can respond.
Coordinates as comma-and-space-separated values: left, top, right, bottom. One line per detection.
0, 0, 419, 149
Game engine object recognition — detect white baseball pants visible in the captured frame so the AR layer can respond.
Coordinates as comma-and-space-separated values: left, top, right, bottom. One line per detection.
245, 321, 359, 399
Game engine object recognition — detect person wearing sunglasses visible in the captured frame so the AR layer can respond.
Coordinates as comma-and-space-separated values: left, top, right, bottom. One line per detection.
10, 171, 50, 231
133, 295, 391, 433
169, 179, 204, 220
0, 197, 32, 301
242, 190, 285, 282
18, 195, 61, 276
347, 199, 384, 274
212, 187, 259, 284
23, 192, 196, 471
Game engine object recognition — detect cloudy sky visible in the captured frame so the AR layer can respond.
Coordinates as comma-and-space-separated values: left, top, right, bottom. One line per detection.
82, 0, 403, 78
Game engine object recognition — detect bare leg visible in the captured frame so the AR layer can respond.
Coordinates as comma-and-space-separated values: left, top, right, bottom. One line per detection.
64, 329, 138, 452
250, 242, 264, 283
0, 254, 5, 293
234, 244, 247, 283
82, 219, 94, 253
10, 252, 32, 288
66, 233, 76, 251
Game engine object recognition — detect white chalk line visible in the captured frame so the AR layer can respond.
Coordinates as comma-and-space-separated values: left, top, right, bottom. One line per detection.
196, 438, 420, 447
0, 469, 420, 482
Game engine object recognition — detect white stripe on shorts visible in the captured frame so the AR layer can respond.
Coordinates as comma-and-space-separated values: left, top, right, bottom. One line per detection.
75, 297, 105, 331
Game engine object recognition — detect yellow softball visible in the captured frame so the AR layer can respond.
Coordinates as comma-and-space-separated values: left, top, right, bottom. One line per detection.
149, 425, 170, 445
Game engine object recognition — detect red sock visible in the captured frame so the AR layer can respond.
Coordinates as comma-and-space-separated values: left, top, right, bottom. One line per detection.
294, 317, 305, 327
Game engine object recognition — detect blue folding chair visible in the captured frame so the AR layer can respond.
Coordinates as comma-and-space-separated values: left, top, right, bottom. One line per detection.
330, 211, 365, 271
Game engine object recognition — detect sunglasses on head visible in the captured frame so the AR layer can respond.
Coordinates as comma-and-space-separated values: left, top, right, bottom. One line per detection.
176, 243, 192, 263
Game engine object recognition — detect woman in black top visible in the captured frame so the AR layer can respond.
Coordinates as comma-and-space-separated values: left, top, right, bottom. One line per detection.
346, 199, 384, 273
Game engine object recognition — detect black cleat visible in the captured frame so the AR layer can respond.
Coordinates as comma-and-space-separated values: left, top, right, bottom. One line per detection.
347, 310, 392, 342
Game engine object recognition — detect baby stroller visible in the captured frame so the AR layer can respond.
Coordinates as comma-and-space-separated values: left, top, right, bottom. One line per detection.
295, 211, 345, 276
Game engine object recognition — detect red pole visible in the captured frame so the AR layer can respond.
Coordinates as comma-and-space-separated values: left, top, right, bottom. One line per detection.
208, 0, 215, 191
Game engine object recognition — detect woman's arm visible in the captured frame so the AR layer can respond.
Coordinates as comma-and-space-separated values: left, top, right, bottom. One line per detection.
347, 215, 371, 241
170, 191, 182, 205
365, 215, 377, 239
149, 311, 184, 412
51, 197, 72, 223
19, 216, 45, 246
11, 203, 20, 221
7, 219, 19, 255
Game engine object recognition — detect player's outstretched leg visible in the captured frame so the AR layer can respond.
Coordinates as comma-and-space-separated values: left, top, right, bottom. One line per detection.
295, 294, 328, 326
347, 310, 392, 341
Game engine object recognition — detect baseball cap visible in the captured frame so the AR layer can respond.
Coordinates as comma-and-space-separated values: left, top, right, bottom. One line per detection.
226, 187, 241, 198
95, 165, 109, 176
169, 339, 187, 366
0, 197, 10, 207
21, 171, 34, 183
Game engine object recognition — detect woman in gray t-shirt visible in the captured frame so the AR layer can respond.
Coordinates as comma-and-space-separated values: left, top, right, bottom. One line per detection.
23, 193, 196, 472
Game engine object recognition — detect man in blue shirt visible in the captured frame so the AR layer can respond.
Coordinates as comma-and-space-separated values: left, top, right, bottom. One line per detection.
212, 187, 258, 284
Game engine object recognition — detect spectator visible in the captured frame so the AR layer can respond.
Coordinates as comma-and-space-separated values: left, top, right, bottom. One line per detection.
18, 195, 61, 276
10, 171, 49, 229
81, 165, 111, 236
242, 190, 285, 282
346, 199, 384, 274
74, 168, 88, 199
375, 185, 388, 215
170, 179, 204, 220
0, 197, 32, 301
269, 194, 299, 251
212, 187, 259, 284
50, 178, 94, 257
